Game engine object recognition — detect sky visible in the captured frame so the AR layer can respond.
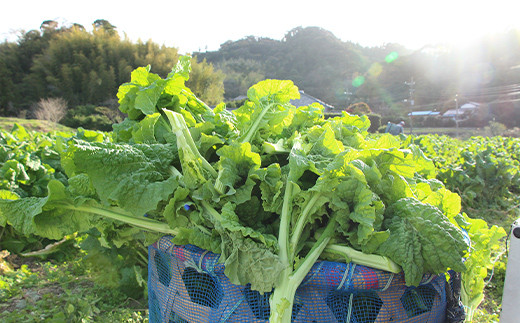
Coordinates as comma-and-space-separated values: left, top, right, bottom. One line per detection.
1, 0, 519, 54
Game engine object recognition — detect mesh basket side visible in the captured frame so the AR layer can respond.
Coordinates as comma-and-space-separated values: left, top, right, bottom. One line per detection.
149, 237, 449, 323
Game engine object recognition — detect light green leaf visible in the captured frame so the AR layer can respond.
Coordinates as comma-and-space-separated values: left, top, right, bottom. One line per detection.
64, 140, 179, 216
215, 142, 261, 200
0, 180, 97, 239
378, 198, 468, 286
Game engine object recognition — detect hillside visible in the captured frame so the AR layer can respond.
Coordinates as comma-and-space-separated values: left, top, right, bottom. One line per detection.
0, 117, 74, 133
197, 26, 520, 125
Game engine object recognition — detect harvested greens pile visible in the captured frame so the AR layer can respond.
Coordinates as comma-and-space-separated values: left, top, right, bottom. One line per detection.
0, 56, 472, 322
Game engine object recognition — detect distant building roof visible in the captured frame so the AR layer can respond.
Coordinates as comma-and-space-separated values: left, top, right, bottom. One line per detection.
442, 109, 466, 118
407, 111, 440, 117
460, 102, 480, 110
231, 95, 248, 101
290, 91, 335, 111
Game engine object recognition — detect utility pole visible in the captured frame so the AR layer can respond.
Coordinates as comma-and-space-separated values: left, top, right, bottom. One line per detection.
344, 89, 352, 109
405, 77, 415, 135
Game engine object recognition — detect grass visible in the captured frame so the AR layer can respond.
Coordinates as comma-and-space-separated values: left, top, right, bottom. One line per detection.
0, 248, 148, 323
0, 117, 74, 133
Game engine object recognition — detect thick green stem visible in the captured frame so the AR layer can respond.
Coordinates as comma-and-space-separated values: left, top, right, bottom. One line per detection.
200, 200, 223, 222
278, 181, 294, 267
163, 109, 217, 178
461, 277, 483, 322
239, 103, 275, 143
322, 244, 401, 273
181, 89, 214, 115
294, 214, 337, 278
135, 248, 149, 266
63, 205, 178, 235
269, 215, 337, 323
289, 193, 322, 255
268, 267, 299, 323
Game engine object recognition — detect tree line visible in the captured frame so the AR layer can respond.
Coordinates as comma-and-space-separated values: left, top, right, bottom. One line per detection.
2, 22, 520, 129
197, 26, 520, 127
0, 19, 224, 119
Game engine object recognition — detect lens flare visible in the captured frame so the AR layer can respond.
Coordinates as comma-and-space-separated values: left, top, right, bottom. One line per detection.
352, 76, 365, 88
385, 52, 399, 63
368, 62, 383, 78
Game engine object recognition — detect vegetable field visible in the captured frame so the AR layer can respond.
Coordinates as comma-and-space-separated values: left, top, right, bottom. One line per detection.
1, 56, 515, 322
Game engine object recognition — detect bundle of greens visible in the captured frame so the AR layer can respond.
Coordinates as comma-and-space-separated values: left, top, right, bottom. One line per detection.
0, 56, 470, 322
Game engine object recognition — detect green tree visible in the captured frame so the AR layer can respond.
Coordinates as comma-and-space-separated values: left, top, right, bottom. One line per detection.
0, 43, 16, 114
218, 57, 265, 99
0, 21, 226, 119
28, 23, 179, 106
346, 102, 372, 115
187, 57, 225, 105
93, 19, 117, 35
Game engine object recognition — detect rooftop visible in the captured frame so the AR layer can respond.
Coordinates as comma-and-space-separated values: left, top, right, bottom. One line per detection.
290, 91, 335, 111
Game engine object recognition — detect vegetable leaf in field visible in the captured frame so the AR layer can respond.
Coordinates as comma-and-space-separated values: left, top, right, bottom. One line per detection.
61, 140, 179, 217
0, 180, 97, 239
114, 56, 212, 145
235, 79, 300, 144
214, 142, 261, 203
0, 177, 178, 240
456, 213, 506, 321
279, 103, 325, 140
163, 109, 217, 191
377, 197, 468, 286
117, 65, 162, 119
329, 163, 386, 249
131, 113, 162, 143
200, 201, 283, 293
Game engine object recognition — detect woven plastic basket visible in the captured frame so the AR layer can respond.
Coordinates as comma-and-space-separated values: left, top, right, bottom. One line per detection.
148, 236, 449, 323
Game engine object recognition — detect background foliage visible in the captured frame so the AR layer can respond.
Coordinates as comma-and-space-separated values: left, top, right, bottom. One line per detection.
197, 26, 520, 123
0, 20, 225, 122
3, 23, 520, 129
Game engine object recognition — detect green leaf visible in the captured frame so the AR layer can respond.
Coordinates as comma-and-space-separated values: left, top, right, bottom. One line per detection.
327, 157, 385, 248
112, 118, 138, 143
0, 180, 97, 239
247, 79, 300, 105
167, 55, 191, 81
63, 140, 179, 216
134, 81, 166, 115
220, 232, 284, 293
116, 65, 162, 119
198, 201, 283, 293
258, 164, 284, 213
304, 124, 345, 157
377, 198, 468, 286
215, 142, 261, 201
236, 79, 300, 143
163, 187, 192, 229
131, 113, 161, 143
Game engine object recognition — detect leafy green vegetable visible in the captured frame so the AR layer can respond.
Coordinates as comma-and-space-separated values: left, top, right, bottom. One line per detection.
0, 56, 478, 323
235, 79, 300, 144
0, 179, 177, 239
377, 197, 468, 286
456, 213, 507, 321
61, 140, 180, 217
